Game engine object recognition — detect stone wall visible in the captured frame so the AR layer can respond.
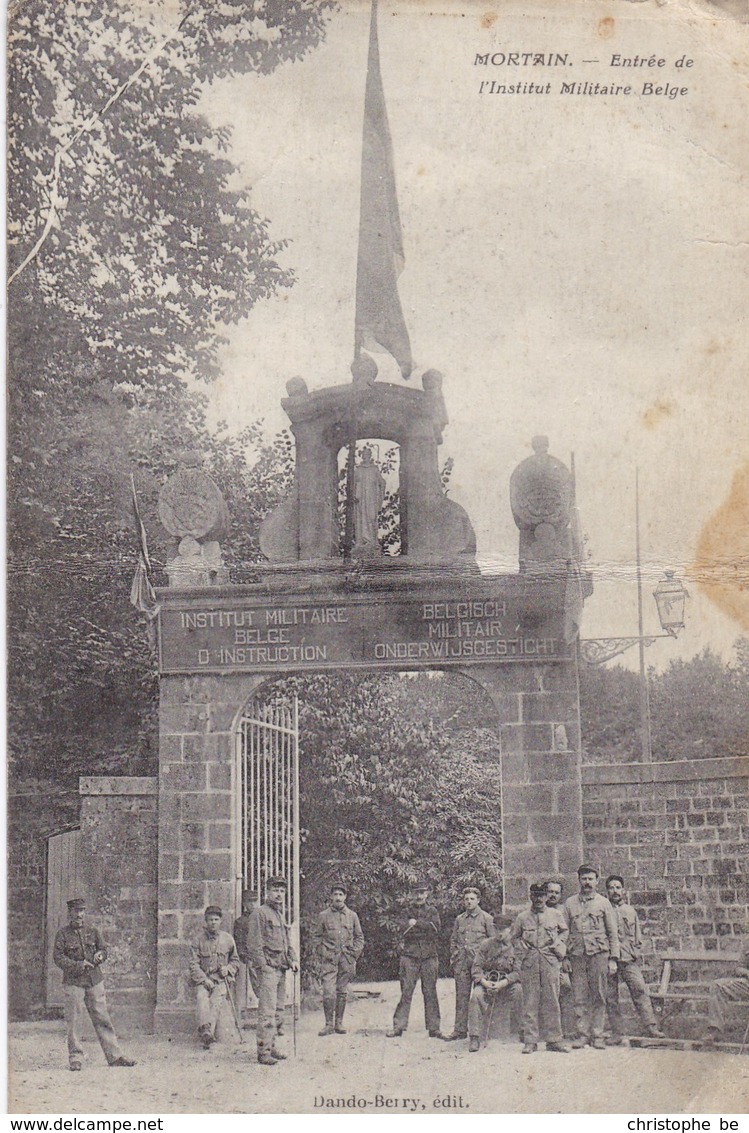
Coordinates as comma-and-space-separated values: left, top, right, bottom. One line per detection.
78, 777, 159, 1031
7, 786, 79, 1018
582, 756, 749, 969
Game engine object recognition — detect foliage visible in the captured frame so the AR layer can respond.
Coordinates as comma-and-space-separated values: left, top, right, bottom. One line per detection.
7, 0, 330, 784
580, 642, 749, 762
263, 672, 503, 979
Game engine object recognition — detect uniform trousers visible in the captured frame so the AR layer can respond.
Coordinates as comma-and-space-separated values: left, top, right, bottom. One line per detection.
320, 954, 356, 999
467, 982, 522, 1038
452, 961, 473, 1036
571, 952, 609, 1041
256, 967, 287, 1052
606, 960, 657, 1034
63, 983, 123, 1066
560, 971, 575, 1038
520, 954, 563, 1044
393, 956, 440, 1034
195, 981, 228, 1035
707, 975, 749, 1034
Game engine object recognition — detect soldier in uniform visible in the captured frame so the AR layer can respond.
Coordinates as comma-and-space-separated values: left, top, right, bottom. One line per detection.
545, 879, 575, 1040
246, 876, 299, 1065
188, 905, 240, 1049
443, 886, 494, 1041
605, 875, 663, 1043
512, 882, 570, 1054
52, 897, 136, 1071
466, 914, 522, 1052
312, 882, 365, 1036
233, 889, 259, 1020
564, 865, 620, 1049
386, 881, 442, 1039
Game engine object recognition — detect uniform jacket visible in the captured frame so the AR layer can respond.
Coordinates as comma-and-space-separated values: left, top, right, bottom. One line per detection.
233, 914, 251, 964
564, 893, 620, 960
450, 908, 494, 969
511, 907, 569, 967
399, 903, 441, 960
189, 928, 239, 986
610, 902, 644, 963
246, 903, 297, 972
53, 924, 107, 988
471, 936, 520, 985
312, 905, 364, 964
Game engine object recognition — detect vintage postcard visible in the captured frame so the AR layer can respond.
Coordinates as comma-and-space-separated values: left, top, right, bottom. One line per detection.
7, 0, 749, 1117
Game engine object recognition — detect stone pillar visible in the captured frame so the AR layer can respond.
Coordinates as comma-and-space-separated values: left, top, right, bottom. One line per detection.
472, 659, 584, 908
154, 672, 265, 1032
78, 777, 158, 1032
293, 419, 339, 560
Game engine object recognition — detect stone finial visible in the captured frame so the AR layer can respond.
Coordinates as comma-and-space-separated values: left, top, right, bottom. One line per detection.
351, 354, 378, 386
158, 458, 229, 587
510, 438, 573, 573
286, 376, 308, 398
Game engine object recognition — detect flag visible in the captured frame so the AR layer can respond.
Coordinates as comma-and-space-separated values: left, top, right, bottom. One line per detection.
354, 0, 413, 379
130, 474, 159, 619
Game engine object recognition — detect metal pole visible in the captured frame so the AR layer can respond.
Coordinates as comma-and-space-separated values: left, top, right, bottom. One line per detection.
343, 439, 357, 559
635, 469, 652, 763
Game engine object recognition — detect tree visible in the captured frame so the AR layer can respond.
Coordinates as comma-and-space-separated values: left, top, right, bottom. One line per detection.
7, 0, 331, 784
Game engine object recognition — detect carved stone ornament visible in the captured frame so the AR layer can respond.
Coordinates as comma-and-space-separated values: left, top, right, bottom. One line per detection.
158, 460, 227, 541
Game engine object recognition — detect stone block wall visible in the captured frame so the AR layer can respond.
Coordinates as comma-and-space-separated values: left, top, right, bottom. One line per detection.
582, 756, 749, 970
7, 787, 79, 1018
78, 777, 159, 1031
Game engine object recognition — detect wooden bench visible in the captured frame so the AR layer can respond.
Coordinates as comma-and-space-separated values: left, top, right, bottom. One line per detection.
627, 949, 749, 1052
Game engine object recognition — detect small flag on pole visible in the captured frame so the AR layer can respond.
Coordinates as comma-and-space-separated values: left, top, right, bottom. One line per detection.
129, 474, 159, 618
354, 0, 413, 379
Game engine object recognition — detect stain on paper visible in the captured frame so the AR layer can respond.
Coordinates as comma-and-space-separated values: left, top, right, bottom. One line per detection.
641, 399, 675, 430
695, 463, 749, 632
597, 17, 616, 38
481, 10, 497, 28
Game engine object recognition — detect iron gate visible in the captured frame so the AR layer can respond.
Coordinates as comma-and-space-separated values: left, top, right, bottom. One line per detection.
235, 696, 300, 982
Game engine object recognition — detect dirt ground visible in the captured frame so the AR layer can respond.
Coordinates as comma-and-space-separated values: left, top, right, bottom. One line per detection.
8, 980, 749, 1115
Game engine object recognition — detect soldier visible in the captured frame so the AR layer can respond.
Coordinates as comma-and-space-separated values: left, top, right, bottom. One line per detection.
52, 897, 136, 1071
564, 864, 620, 1050
443, 886, 494, 1042
512, 882, 570, 1054
466, 914, 522, 1052
386, 881, 442, 1039
233, 889, 259, 1020
189, 905, 240, 1049
545, 879, 575, 1041
246, 876, 299, 1066
702, 944, 749, 1048
605, 875, 663, 1043
312, 882, 364, 1037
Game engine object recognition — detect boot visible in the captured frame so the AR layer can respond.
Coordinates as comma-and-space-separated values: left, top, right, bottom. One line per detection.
334, 993, 347, 1034
319, 998, 335, 1036
468, 1036, 480, 1053
198, 1024, 213, 1050
258, 1047, 277, 1066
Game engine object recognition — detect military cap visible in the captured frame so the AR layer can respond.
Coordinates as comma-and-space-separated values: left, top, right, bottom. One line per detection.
330, 882, 348, 894
529, 882, 547, 896
266, 875, 288, 889
462, 886, 481, 897
67, 898, 86, 910
577, 863, 599, 877
494, 914, 514, 929
204, 905, 222, 917
241, 889, 258, 902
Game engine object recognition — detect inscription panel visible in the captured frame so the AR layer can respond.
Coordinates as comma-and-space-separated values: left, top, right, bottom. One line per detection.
158, 582, 570, 674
